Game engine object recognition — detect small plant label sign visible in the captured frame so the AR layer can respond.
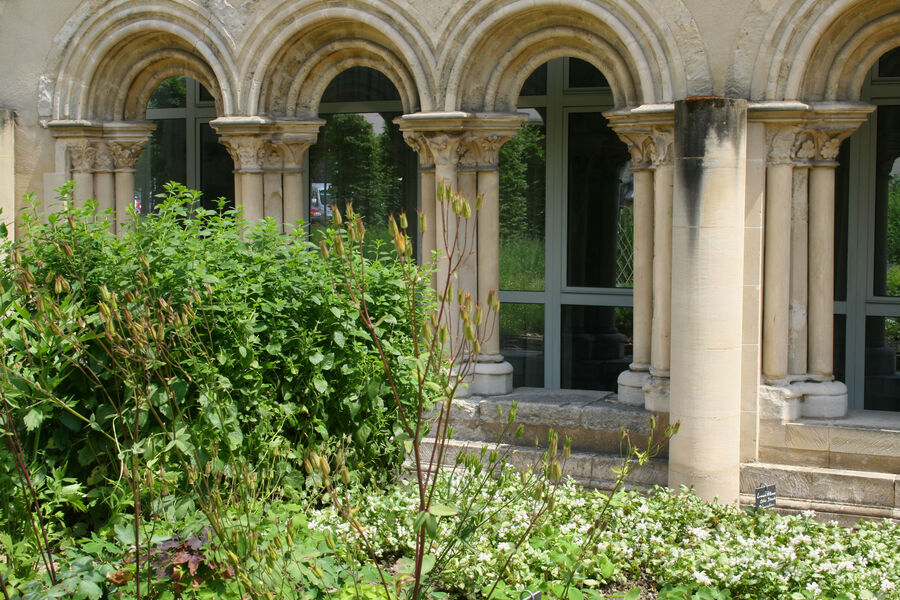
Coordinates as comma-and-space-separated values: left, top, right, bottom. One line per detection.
755, 483, 776, 509
520, 591, 541, 600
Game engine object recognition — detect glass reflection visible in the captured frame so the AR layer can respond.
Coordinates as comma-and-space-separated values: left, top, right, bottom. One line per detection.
561, 305, 632, 391
864, 315, 900, 411
499, 303, 544, 388
199, 122, 234, 211
873, 107, 900, 298
135, 118, 186, 214
499, 113, 546, 291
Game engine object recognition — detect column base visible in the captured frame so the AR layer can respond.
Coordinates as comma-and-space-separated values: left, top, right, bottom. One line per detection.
470, 360, 514, 396
616, 368, 650, 406
760, 379, 848, 421
643, 373, 670, 413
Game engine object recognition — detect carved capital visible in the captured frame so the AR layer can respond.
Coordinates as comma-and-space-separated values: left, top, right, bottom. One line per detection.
280, 140, 313, 170
220, 136, 266, 171
766, 124, 798, 166
93, 143, 114, 172
616, 130, 654, 169
108, 141, 146, 170
261, 143, 284, 170
650, 127, 674, 167
68, 142, 97, 172
402, 132, 434, 168
423, 133, 463, 168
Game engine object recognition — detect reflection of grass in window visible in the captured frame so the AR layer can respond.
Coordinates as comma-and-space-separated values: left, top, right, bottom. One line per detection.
499, 235, 544, 291
499, 303, 543, 344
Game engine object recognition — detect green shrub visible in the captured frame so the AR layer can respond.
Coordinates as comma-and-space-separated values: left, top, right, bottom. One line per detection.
0, 183, 422, 533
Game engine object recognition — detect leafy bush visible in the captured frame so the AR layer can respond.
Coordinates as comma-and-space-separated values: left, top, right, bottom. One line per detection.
0, 183, 422, 538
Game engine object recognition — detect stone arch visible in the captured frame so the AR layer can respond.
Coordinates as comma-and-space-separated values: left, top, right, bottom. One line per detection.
46, 1, 238, 121
745, 0, 900, 101
242, 2, 434, 117
443, 0, 698, 111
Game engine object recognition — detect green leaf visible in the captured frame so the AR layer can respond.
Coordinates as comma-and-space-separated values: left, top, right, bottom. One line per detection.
429, 503, 459, 517
78, 579, 102, 600
23, 409, 44, 431
567, 588, 583, 600
309, 352, 324, 365
421, 553, 436, 575
333, 331, 346, 348
622, 589, 640, 600
313, 376, 328, 394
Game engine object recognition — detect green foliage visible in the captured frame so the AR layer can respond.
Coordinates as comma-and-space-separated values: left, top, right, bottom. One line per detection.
0, 182, 421, 561
886, 175, 900, 267
499, 123, 545, 241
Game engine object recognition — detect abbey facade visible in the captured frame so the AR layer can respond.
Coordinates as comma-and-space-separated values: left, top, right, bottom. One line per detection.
1, 0, 899, 520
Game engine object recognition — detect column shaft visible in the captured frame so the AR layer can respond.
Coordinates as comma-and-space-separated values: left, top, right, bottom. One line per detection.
420, 169, 436, 266
651, 163, 673, 374
789, 167, 809, 375
669, 97, 747, 504
241, 172, 264, 223
457, 168, 478, 306
263, 172, 283, 228
73, 171, 93, 207
283, 171, 304, 232
762, 163, 793, 381
477, 168, 501, 356
94, 171, 115, 218
114, 170, 135, 234
808, 165, 836, 377
632, 168, 654, 369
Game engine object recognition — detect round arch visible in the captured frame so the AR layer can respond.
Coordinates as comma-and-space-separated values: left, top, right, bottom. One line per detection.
747, 0, 900, 101
241, 3, 433, 116
442, 0, 699, 111
46, 1, 238, 121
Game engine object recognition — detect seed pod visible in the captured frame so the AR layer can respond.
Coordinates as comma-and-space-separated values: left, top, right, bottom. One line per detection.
417, 210, 427, 234
550, 461, 562, 481
319, 240, 330, 259
324, 530, 335, 550
332, 206, 342, 226
399, 212, 408, 229
341, 466, 350, 485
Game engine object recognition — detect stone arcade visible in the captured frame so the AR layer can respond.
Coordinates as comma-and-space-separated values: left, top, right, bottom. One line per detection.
1, 0, 900, 520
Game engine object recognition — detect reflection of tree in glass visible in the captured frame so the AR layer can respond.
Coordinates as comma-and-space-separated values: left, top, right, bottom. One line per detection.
888, 174, 900, 268
147, 76, 186, 109
499, 123, 545, 240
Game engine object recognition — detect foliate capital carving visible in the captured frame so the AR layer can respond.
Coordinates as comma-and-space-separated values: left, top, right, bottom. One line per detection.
108, 142, 146, 170
792, 127, 854, 164
423, 133, 463, 168
766, 124, 799, 166
650, 128, 674, 167
471, 132, 515, 169
68, 142, 97, 172
261, 143, 284, 170
220, 136, 266, 171
616, 130, 654, 168
93, 143, 114, 172
402, 133, 434, 168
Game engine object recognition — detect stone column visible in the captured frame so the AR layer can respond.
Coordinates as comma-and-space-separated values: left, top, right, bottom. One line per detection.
762, 124, 796, 383
0, 109, 13, 240
789, 158, 810, 376
92, 143, 116, 226
647, 128, 674, 411
261, 144, 285, 229
211, 118, 271, 225
108, 139, 148, 234
668, 96, 747, 504
403, 134, 436, 265
274, 120, 322, 233
612, 129, 655, 406
68, 143, 96, 207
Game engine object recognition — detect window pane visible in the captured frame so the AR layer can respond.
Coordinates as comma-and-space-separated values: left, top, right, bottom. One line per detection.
147, 76, 186, 109
567, 58, 609, 89
198, 83, 214, 103
199, 122, 234, 210
566, 111, 630, 288
833, 313, 846, 384
834, 142, 850, 302
872, 106, 900, 297
500, 116, 545, 290
864, 315, 900, 411
134, 118, 186, 214
500, 303, 544, 388
519, 63, 547, 97
561, 305, 632, 391
308, 111, 416, 249
320, 67, 401, 103
878, 47, 900, 78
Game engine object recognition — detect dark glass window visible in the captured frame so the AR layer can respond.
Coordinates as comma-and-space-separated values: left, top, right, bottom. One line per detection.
561, 305, 632, 391
567, 58, 609, 89
519, 63, 547, 96
566, 111, 631, 288
872, 106, 900, 298
500, 303, 545, 388
135, 119, 186, 214
878, 47, 900, 78
320, 67, 401, 103
199, 122, 234, 210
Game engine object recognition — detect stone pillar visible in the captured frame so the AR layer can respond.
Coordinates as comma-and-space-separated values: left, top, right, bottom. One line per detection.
647, 128, 674, 411
211, 117, 271, 225
92, 143, 116, 224
789, 162, 809, 376
668, 97, 747, 504
274, 120, 322, 233
611, 129, 655, 406
108, 137, 149, 234
68, 143, 96, 207
0, 109, 13, 240
261, 145, 284, 229
762, 124, 796, 383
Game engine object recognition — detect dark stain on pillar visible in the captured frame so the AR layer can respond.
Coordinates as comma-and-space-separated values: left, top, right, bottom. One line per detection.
675, 97, 747, 234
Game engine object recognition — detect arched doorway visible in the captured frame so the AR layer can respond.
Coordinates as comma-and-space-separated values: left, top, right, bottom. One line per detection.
499, 57, 632, 390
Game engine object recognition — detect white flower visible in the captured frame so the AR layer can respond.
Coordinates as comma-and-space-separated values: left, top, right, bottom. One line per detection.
497, 542, 512, 552
806, 581, 820, 596
694, 571, 712, 586
801, 510, 816, 519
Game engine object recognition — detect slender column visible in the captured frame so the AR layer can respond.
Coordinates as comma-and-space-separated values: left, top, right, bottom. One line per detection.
610, 128, 656, 406
809, 163, 836, 377
789, 164, 809, 375
650, 129, 674, 382
109, 141, 147, 234
456, 140, 479, 305
0, 110, 13, 240
92, 143, 116, 223
762, 125, 796, 382
68, 143, 96, 207
281, 140, 314, 232
262, 144, 284, 229
401, 133, 436, 265
424, 133, 463, 295
211, 118, 274, 225
669, 97, 747, 504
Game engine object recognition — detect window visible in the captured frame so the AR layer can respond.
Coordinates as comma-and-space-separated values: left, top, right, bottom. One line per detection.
135, 76, 234, 213
499, 58, 631, 390
836, 48, 900, 411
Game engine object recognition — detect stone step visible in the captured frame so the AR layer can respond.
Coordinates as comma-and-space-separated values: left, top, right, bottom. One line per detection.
760, 409, 900, 473
417, 438, 668, 493
445, 387, 668, 457
740, 461, 900, 522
